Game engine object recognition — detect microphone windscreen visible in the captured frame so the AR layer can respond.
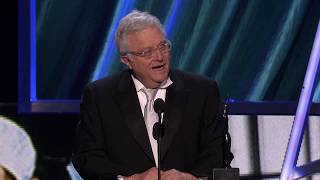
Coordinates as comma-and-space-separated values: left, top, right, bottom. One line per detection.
154, 98, 165, 114
152, 122, 164, 140
152, 122, 161, 140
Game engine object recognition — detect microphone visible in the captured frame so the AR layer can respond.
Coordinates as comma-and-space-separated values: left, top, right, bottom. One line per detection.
153, 98, 165, 180
154, 98, 165, 115
153, 98, 165, 140
152, 122, 164, 140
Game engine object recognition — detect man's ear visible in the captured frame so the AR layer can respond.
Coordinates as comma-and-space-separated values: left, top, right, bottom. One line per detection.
120, 55, 133, 69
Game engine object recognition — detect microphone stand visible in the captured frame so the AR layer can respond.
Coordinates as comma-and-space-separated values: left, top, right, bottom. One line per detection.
222, 98, 234, 168
154, 113, 163, 180
153, 98, 165, 180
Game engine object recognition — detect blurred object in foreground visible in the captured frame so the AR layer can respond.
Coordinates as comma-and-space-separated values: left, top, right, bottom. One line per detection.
0, 116, 36, 180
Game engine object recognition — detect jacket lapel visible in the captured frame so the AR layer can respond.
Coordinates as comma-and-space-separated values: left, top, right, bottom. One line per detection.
161, 71, 189, 160
113, 71, 155, 162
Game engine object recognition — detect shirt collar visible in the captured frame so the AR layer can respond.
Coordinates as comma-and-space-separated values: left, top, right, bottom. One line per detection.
131, 75, 173, 92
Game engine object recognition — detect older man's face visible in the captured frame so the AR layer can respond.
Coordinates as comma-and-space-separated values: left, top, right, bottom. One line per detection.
120, 27, 170, 88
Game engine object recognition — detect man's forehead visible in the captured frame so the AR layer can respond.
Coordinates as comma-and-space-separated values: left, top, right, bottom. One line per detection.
125, 27, 166, 49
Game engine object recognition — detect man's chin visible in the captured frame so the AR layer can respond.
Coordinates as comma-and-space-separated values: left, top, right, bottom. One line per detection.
154, 75, 168, 83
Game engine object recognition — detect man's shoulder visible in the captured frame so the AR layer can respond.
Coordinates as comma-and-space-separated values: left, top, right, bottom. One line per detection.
87, 70, 130, 90
171, 69, 217, 87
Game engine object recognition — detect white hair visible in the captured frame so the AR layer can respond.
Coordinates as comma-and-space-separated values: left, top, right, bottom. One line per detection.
116, 10, 166, 52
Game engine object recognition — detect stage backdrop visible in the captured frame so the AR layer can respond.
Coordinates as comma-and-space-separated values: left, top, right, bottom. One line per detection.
21, 0, 320, 178
36, 0, 320, 102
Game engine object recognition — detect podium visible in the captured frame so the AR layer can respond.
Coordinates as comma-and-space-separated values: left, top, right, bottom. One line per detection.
212, 168, 240, 180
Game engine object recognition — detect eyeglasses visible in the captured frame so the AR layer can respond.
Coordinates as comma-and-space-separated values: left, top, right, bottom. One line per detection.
120, 40, 172, 59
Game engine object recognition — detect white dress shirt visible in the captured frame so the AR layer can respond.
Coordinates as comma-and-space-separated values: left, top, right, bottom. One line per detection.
131, 75, 172, 165
118, 76, 204, 179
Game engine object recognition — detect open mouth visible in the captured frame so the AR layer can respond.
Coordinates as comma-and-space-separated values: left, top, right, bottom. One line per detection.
152, 64, 165, 70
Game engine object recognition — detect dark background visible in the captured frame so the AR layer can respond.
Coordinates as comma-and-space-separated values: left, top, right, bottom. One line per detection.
1, 0, 17, 103
1, 1, 77, 179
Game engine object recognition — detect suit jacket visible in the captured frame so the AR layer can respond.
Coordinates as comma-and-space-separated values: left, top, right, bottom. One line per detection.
72, 69, 227, 179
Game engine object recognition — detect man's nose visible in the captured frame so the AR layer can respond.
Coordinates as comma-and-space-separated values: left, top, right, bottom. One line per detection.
153, 48, 164, 61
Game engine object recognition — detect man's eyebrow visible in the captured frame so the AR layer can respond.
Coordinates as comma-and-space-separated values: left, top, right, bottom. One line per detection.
142, 40, 167, 49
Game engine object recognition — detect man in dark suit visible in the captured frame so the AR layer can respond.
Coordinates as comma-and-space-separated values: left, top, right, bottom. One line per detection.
73, 10, 228, 180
